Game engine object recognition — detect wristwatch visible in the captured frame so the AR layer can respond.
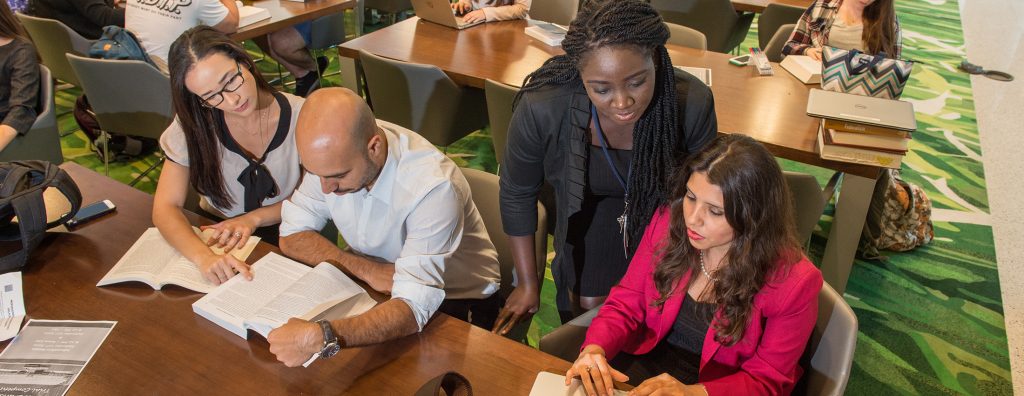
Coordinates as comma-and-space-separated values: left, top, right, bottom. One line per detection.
316, 319, 342, 359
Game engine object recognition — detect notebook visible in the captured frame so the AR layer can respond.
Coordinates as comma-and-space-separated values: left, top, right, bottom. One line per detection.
412, 0, 485, 30
806, 89, 917, 132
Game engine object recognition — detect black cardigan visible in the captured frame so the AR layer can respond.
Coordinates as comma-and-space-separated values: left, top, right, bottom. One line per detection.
0, 39, 40, 136
499, 69, 717, 309
28, 0, 124, 40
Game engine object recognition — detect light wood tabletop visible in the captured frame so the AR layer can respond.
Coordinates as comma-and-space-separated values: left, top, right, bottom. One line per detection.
338, 17, 880, 294
12, 163, 570, 395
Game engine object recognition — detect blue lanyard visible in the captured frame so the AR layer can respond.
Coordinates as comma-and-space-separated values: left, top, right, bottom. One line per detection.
591, 105, 631, 194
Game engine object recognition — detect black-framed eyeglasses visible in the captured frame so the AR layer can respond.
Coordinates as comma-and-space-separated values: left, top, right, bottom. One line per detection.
199, 62, 245, 108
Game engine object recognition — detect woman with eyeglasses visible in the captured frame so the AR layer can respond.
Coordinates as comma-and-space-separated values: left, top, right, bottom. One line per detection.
152, 26, 304, 285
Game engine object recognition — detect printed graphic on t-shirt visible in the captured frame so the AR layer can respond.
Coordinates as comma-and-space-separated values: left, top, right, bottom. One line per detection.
135, 0, 193, 15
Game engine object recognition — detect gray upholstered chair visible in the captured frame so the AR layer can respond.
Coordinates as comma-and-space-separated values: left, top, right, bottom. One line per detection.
0, 65, 62, 164
65, 55, 174, 179
460, 167, 547, 341
539, 284, 859, 396
309, 11, 348, 86
765, 24, 797, 62
757, 4, 806, 50
529, 0, 579, 26
783, 171, 835, 247
797, 281, 858, 396
15, 13, 93, 87
650, 0, 754, 53
359, 49, 488, 147
483, 79, 519, 167
666, 22, 708, 51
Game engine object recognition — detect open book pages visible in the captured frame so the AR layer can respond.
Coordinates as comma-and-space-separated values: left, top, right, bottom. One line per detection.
235, 1, 271, 27
780, 55, 822, 84
673, 65, 713, 87
192, 252, 376, 339
96, 227, 260, 293
529, 372, 629, 396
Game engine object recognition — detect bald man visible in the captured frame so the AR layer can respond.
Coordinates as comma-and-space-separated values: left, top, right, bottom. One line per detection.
267, 88, 501, 367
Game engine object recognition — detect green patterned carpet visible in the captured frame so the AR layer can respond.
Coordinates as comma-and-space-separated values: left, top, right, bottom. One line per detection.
51, 2, 1009, 393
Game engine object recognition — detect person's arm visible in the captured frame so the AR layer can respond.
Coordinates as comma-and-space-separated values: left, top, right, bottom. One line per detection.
492, 91, 549, 333
892, 15, 902, 58
782, 4, 817, 56
699, 265, 823, 395
1, 44, 39, 138
566, 209, 672, 396
479, 0, 531, 22
152, 159, 252, 284
0, 126, 16, 152
278, 175, 396, 293
73, 0, 125, 28
210, 0, 239, 34
267, 299, 419, 367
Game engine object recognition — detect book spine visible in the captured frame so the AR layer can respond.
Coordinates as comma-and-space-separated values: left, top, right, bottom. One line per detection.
823, 118, 911, 138
818, 128, 903, 168
826, 129, 908, 154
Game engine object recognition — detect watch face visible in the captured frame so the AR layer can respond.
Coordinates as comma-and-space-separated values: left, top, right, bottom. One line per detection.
321, 342, 341, 358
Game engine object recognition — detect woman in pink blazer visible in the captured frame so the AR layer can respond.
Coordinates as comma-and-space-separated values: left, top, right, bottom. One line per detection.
565, 134, 824, 396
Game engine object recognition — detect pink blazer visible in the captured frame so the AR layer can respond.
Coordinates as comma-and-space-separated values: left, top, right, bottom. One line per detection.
583, 208, 823, 395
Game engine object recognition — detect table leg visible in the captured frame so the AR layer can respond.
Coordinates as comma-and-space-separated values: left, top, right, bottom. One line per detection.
340, 56, 359, 93
355, 0, 365, 36
820, 173, 878, 295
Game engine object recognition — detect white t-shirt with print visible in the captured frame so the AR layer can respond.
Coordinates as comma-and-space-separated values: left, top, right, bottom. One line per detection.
126, 0, 230, 64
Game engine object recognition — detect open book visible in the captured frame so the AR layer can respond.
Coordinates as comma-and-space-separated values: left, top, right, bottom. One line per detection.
235, 1, 271, 27
529, 371, 629, 396
97, 227, 260, 293
192, 252, 377, 339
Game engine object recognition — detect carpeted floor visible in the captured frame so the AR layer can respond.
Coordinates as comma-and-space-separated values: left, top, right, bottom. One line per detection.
52, 2, 1010, 393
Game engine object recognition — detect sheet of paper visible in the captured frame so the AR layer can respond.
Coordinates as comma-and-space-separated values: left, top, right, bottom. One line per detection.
529, 371, 629, 396
674, 65, 713, 87
0, 271, 26, 340
0, 320, 116, 396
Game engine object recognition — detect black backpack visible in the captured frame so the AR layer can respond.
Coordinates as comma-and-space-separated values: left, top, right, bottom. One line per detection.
0, 161, 82, 273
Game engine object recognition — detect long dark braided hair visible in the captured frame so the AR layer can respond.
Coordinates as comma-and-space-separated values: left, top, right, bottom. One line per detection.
515, 0, 678, 255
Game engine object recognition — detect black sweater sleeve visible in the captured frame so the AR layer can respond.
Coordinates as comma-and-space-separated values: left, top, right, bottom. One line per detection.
2, 44, 40, 135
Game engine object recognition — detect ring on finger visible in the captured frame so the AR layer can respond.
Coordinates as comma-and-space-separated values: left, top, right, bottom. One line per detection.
233, 232, 242, 238
585, 365, 592, 373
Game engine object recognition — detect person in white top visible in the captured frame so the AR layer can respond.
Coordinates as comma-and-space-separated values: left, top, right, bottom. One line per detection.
153, 26, 304, 285
451, 0, 530, 24
267, 88, 502, 367
125, 0, 238, 66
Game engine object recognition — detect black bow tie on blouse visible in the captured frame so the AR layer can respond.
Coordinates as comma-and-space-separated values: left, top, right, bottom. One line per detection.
216, 92, 291, 213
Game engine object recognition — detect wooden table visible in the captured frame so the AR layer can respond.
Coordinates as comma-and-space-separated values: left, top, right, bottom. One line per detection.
10, 163, 569, 395
231, 0, 357, 42
338, 18, 880, 294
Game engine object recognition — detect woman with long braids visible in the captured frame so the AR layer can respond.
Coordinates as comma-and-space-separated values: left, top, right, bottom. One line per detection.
152, 26, 304, 286
450, 0, 530, 24
568, 134, 823, 396
495, 0, 717, 334
783, 0, 901, 60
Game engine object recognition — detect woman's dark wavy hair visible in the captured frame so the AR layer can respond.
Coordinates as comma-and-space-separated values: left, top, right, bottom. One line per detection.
863, 0, 899, 56
167, 25, 275, 209
514, 0, 677, 255
654, 134, 801, 346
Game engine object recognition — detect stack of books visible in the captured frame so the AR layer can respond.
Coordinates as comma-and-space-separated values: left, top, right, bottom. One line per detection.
525, 20, 567, 47
816, 118, 910, 169
806, 89, 916, 169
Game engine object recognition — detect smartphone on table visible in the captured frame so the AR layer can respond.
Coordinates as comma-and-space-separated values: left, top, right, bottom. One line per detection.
67, 200, 116, 228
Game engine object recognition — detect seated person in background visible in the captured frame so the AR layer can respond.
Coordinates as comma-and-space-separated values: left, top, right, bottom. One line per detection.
497, 0, 716, 335
451, 0, 530, 23
27, 0, 124, 40
153, 26, 305, 285
267, 88, 501, 367
567, 134, 823, 396
126, 0, 239, 68
783, 0, 901, 60
264, 22, 322, 97
0, 1, 39, 153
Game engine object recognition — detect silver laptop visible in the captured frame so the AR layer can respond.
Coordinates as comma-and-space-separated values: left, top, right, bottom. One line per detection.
412, 0, 485, 29
806, 89, 917, 131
